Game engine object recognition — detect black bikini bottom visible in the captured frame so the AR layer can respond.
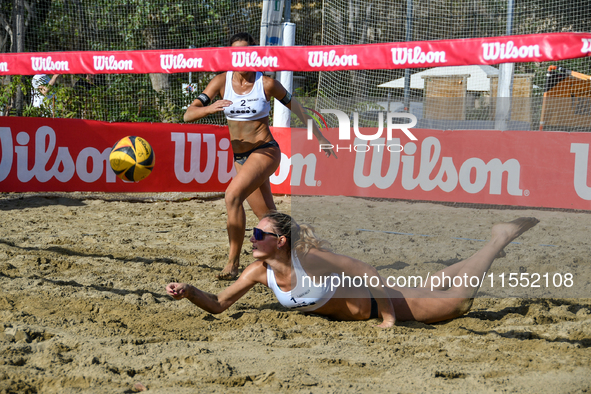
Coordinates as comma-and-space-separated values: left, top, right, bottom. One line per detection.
233, 140, 280, 165
369, 296, 379, 319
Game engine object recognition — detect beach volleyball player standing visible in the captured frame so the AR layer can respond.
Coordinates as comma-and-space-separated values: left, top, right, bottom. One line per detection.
183, 32, 335, 280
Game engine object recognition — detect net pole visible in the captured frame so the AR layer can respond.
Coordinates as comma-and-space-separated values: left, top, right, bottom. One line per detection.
260, 0, 284, 46
403, 0, 413, 112
260, 1, 270, 46
284, 0, 291, 22
15, 0, 26, 115
539, 91, 549, 131
538, 65, 556, 131
495, 0, 515, 131
273, 22, 296, 128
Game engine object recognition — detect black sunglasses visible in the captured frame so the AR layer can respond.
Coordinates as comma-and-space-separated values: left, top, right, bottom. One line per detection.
253, 227, 280, 241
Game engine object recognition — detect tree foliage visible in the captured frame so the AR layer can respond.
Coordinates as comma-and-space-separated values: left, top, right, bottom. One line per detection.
0, 0, 589, 121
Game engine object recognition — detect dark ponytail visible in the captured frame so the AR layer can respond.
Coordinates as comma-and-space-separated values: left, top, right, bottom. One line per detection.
229, 32, 257, 46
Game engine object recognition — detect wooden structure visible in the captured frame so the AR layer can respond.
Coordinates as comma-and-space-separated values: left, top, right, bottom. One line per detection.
538, 67, 591, 130
421, 74, 469, 120
488, 74, 534, 123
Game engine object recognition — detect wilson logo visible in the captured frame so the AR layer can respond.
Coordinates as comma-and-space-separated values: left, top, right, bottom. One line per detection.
570, 143, 591, 200
31, 57, 69, 72
582, 39, 591, 54
391, 47, 446, 65
231, 52, 278, 68
308, 50, 359, 67
482, 41, 541, 61
353, 137, 524, 196
160, 54, 203, 70
93, 56, 133, 71
0, 127, 237, 185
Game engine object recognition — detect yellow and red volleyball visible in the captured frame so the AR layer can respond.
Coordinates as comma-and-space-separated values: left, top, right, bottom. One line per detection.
109, 136, 155, 182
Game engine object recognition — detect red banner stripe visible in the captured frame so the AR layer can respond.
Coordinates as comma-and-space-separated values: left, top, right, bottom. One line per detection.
1, 33, 590, 75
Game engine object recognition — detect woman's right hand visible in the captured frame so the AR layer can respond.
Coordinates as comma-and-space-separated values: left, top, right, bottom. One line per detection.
207, 99, 232, 114
184, 99, 231, 122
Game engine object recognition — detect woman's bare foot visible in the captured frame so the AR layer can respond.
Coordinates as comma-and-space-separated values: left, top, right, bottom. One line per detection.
491, 217, 539, 247
217, 263, 239, 280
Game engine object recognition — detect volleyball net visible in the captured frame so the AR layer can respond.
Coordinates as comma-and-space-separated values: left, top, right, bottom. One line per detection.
1, 0, 591, 210
1, 1, 590, 300
0, 0, 589, 131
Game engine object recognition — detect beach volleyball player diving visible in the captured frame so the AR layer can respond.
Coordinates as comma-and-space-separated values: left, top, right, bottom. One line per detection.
167, 212, 539, 328
183, 32, 336, 280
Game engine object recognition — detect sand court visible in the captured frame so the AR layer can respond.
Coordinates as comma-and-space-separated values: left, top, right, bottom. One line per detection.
0, 194, 589, 393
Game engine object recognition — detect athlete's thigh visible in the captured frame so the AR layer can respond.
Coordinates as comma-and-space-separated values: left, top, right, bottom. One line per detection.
387, 286, 465, 322
245, 177, 276, 219
227, 146, 281, 200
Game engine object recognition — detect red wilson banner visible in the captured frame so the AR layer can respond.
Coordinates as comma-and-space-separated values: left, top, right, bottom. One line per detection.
290, 128, 591, 211
1, 117, 590, 210
0, 118, 242, 193
0, 33, 590, 75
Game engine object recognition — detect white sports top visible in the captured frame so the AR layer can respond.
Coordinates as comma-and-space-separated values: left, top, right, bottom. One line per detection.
223, 71, 271, 121
266, 249, 338, 312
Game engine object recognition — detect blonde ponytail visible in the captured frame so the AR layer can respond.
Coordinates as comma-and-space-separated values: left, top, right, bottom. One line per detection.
293, 223, 332, 255
263, 211, 331, 256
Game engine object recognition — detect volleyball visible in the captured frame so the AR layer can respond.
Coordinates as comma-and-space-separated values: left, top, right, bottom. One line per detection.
109, 136, 155, 182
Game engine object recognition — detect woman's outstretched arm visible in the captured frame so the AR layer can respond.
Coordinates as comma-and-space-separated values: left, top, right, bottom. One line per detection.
166, 260, 267, 314
264, 77, 337, 158
288, 98, 337, 158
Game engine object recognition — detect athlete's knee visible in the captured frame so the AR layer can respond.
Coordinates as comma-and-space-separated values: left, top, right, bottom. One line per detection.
453, 297, 474, 317
224, 188, 245, 208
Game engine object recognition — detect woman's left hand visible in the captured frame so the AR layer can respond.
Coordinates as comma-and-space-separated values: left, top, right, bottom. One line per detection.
317, 135, 337, 158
